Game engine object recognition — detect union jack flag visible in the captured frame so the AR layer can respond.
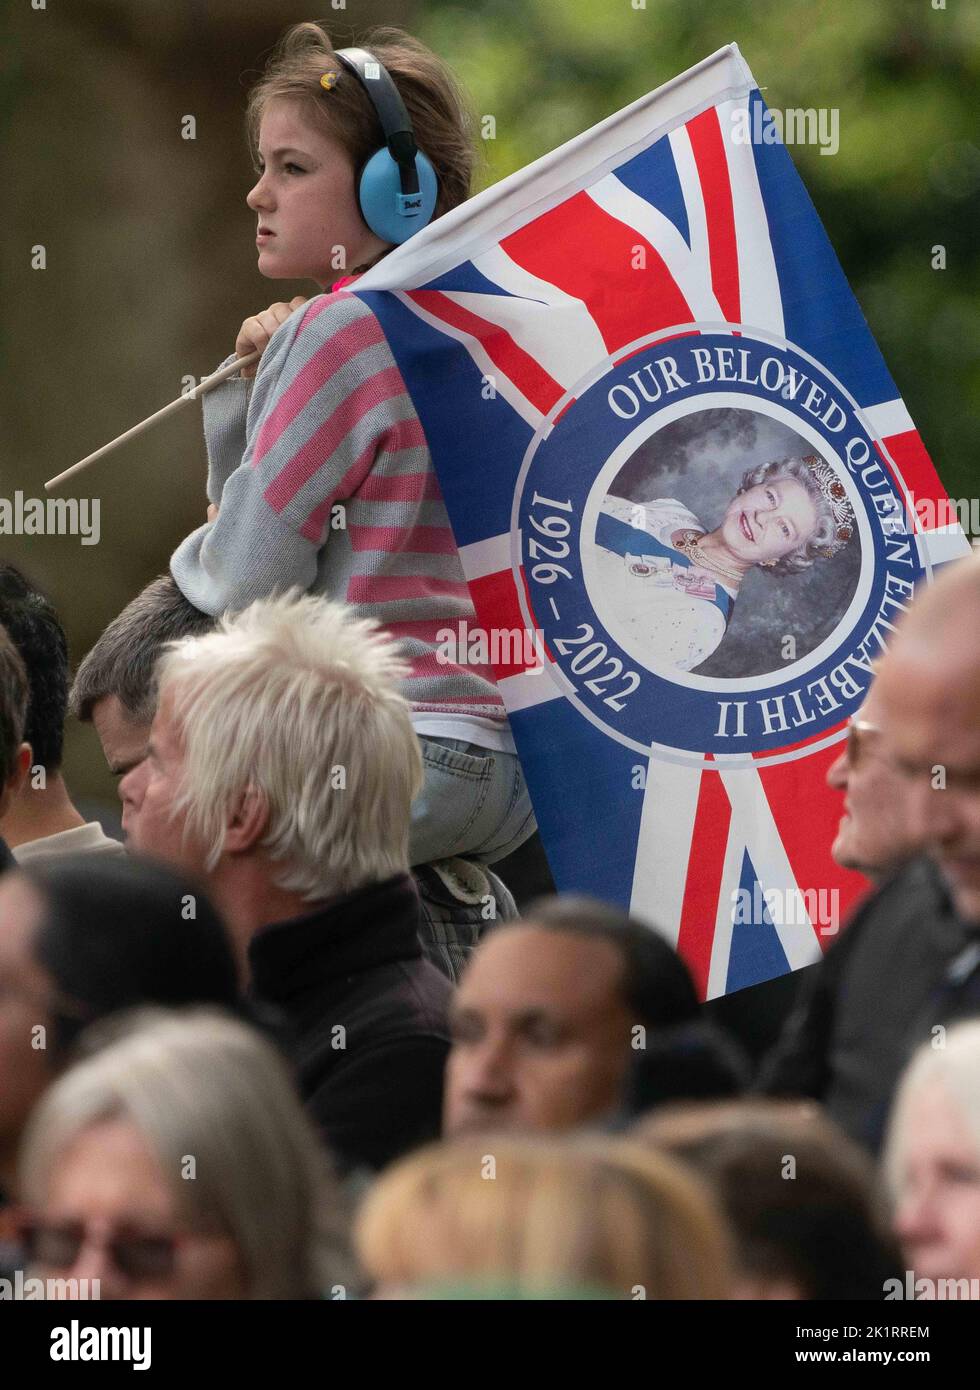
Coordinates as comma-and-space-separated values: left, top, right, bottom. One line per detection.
354, 44, 968, 999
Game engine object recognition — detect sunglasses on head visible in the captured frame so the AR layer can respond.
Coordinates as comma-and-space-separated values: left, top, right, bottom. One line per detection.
18, 1215, 182, 1281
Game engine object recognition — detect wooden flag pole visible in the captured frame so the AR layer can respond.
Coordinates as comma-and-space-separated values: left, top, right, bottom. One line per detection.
44, 351, 261, 492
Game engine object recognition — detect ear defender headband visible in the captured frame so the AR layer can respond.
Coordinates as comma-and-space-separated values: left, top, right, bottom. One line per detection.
329, 47, 439, 245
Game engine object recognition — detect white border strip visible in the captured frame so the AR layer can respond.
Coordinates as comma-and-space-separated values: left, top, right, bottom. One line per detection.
718, 95, 786, 338
717, 762, 823, 976
864, 397, 915, 440
630, 757, 703, 947
921, 527, 974, 567
496, 667, 562, 713
458, 532, 511, 581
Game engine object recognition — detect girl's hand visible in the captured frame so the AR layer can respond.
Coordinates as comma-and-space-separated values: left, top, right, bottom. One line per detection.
235, 297, 308, 378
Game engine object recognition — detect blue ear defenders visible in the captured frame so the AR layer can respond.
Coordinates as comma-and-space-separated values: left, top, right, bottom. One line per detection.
333, 47, 439, 245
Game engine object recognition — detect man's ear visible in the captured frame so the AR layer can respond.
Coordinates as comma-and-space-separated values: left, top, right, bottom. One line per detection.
0, 743, 32, 820
224, 783, 270, 855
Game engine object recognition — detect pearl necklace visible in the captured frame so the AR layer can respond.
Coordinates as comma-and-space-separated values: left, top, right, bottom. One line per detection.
673, 529, 743, 586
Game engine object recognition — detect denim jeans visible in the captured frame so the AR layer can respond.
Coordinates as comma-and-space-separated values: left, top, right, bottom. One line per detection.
409, 737, 536, 867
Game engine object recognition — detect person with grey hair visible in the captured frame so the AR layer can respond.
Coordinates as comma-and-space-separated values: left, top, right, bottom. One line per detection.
119, 591, 453, 1172
16, 1008, 354, 1299
593, 453, 856, 671
70, 573, 516, 982
884, 1021, 980, 1297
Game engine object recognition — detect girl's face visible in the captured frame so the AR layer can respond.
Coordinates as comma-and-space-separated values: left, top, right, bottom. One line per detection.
247, 97, 390, 288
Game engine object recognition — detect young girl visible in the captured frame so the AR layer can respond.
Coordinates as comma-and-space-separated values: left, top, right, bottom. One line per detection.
170, 22, 534, 868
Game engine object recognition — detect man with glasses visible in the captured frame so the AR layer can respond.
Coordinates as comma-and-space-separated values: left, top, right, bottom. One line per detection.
759, 555, 980, 1154
826, 678, 919, 881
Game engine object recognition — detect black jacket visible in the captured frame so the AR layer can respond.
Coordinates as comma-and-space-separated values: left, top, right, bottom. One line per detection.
759, 856, 980, 1154
249, 872, 452, 1172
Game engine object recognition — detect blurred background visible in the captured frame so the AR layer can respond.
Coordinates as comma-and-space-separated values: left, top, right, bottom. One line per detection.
1, 0, 977, 822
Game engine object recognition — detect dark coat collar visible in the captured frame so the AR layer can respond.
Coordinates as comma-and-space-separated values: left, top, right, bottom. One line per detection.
248, 872, 422, 1003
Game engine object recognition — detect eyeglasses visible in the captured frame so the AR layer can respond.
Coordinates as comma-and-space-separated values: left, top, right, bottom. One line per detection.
846, 716, 883, 769
18, 1215, 187, 1282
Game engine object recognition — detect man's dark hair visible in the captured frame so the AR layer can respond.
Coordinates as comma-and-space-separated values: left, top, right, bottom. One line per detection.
521, 894, 700, 1030
69, 574, 215, 725
0, 565, 70, 772
0, 620, 28, 787
621, 1021, 750, 1120
20, 852, 242, 1061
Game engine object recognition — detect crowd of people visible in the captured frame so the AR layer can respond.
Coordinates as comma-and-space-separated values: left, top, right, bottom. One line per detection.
0, 545, 978, 1301
3, 19, 977, 1305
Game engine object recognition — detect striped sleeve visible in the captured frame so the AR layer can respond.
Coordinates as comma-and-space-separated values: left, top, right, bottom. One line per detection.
171, 292, 403, 616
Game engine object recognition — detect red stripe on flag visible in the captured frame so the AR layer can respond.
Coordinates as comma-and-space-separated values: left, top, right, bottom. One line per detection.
686, 109, 741, 325
754, 742, 871, 947
405, 289, 564, 417
468, 567, 541, 681
501, 191, 693, 355
880, 429, 945, 513
676, 763, 731, 1001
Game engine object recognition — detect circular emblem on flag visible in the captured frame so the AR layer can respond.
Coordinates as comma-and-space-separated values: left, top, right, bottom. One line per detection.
514, 326, 929, 769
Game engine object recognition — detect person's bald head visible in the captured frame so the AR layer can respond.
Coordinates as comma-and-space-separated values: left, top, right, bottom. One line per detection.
887, 552, 980, 647
875, 555, 980, 921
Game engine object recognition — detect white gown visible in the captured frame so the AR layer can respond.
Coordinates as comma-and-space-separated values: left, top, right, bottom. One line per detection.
590, 496, 736, 673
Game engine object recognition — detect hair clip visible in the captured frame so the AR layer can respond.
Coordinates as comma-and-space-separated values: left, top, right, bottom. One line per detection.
320, 71, 338, 91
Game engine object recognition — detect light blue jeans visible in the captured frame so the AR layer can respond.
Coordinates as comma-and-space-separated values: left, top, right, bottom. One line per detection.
409, 737, 537, 867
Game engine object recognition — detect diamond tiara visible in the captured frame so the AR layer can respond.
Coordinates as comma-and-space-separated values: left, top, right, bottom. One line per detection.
802, 454, 856, 556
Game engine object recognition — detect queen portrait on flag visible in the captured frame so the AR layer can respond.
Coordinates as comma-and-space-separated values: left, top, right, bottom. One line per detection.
592, 454, 856, 673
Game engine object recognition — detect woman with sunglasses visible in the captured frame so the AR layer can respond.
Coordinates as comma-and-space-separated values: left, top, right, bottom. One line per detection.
0, 852, 242, 1267
17, 1009, 353, 1299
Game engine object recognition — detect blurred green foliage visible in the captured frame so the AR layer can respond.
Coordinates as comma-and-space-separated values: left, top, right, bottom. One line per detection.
420, 0, 978, 501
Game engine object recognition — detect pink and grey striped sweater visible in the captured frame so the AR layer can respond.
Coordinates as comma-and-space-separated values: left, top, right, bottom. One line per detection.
170, 289, 510, 733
